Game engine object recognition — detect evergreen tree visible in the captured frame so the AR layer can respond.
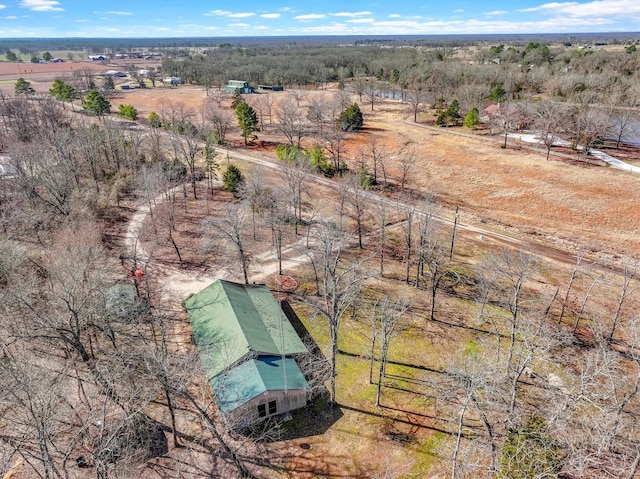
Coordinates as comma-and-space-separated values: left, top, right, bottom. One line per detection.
235, 101, 259, 146
118, 104, 138, 120
82, 89, 111, 118
463, 107, 480, 130
49, 78, 78, 103
338, 103, 364, 132
148, 111, 161, 127
222, 164, 245, 195
14, 77, 35, 95
231, 89, 243, 109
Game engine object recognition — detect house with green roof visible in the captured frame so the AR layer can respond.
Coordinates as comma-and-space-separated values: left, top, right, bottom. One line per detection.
185, 279, 309, 425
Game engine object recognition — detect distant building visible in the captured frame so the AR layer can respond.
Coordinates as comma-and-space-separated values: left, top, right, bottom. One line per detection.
225, 80, 254, 94
256, 84, 284, 92
162, 77, 183, 86
480, 103, 529, 130
185, 279, 309, 426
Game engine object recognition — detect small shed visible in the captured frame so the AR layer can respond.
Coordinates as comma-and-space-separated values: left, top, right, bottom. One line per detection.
185, 279, 309, 425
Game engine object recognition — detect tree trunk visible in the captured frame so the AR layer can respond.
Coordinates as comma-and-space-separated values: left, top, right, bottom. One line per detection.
451, 394, 470, 479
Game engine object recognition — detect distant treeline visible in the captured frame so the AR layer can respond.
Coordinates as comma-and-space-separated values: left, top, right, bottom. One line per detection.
0, 32, 639, 55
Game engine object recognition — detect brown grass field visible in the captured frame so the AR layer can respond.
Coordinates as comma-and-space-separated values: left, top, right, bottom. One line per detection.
116, 83, 640, 267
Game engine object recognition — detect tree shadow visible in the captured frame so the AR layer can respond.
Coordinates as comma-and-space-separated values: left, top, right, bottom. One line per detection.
337, 347, 443, 374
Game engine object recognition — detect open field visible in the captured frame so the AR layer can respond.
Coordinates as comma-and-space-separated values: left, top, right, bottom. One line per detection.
0, 58, 161, 93
117, 83, 640, 267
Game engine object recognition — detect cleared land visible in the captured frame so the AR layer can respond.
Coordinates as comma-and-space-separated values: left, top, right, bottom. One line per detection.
119, 83, 640, 266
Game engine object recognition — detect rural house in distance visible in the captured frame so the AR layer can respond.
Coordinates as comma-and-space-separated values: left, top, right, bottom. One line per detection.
225, 80, 254, 93
185, 279, 309, 426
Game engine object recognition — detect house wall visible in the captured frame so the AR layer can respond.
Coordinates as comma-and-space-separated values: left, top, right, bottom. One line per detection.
224, 389, 307, 426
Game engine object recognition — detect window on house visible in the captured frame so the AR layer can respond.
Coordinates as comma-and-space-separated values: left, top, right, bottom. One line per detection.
268, 400, 277, 415
257, 404, 266, 417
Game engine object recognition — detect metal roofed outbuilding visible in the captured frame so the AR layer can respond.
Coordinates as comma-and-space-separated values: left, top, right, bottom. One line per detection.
185, 279, 309, 425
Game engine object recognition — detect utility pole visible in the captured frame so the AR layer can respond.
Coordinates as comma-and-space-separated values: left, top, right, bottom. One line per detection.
450, 206, 459, 260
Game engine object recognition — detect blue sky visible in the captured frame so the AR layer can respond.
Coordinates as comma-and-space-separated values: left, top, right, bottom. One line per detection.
1, 0, 639, 38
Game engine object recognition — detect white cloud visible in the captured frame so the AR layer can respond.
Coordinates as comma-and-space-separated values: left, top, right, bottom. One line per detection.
279, 7, 293, 12
347, 18, 375, 23
261, 13, 280, 19
74, 19, 88, 22
484, 10, 507, 16
204, 9, 254, 18
229, 22, 250, 27
330, 11, 372, 17
106, 10, 133, 16
227, 12, 254, 18
205, 9, 231, 16
519, 0, 640, 17
5, 15, 17, 19
388, 13, 401, 18
453, 9, 464, 13
20, 0, 63, 12
295, 13, 325, 20
0, 5, 5, 9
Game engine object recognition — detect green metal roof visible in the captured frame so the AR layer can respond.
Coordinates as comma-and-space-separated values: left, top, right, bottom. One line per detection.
211, 356, 309, 413
185, 280, 307, 378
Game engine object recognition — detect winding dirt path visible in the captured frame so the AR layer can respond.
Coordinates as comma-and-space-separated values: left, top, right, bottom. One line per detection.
123, 147, 624, 306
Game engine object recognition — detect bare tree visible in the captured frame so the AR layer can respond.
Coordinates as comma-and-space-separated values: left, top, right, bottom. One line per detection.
321, 128, 348, 174
558, 253, 586, 324
281, 157, 310, 235
167, 124, 201, 200
203, 202, 252, 284
374, 296, 410, 406
363, 79, 380, 111
481, 249, 538, 377
491, 102, 520, 148
571, 96, 610, 155
606, 82, 640, 149
362, 137, 386, 186
422, 234, 451, 321
149, 199, 184, 265
375, 199, 388, 277
276, 97, 309, 147
289, 89, 306, 108
344, 173, 370, 249
253, 94, 274, 129
399, 201, 415, 284
307, 95, 328, 135
310, 221, 370, 404
201, 97, 232, 145
607, 261, 636, 343
533, 101, 568, 160
398, 147, 416, 192
408, 83, 426, 123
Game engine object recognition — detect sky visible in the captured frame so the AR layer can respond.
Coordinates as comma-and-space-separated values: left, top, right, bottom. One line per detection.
0, 0, 639, 38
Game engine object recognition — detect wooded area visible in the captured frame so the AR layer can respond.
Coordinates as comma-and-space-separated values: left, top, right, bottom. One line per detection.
1, 34, 640, 478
